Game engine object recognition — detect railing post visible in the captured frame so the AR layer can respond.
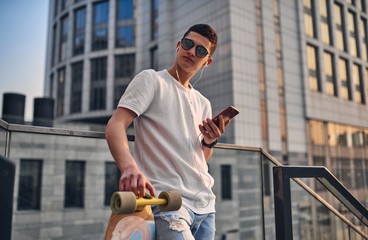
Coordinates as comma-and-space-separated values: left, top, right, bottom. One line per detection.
273, 166, 293, 240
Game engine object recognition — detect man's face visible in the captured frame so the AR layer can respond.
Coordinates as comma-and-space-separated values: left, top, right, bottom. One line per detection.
176, 31, 212, 73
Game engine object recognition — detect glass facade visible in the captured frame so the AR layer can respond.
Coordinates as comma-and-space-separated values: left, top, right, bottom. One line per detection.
320, 0, 331, 45
307, 44, 320, 92
59, 15, 69, 62
90, 57, 107, 111
116, 0, 135, 47
335, 3, 345, 52
304, 0, 315, 38
17, 159, 43, 210
64, 160, 85, 208
361, 18, 368, 61
324, 51, 336, 96
353, 63, 364, 104
73, 7, 86, 55
57, 68, 65, 116
339, 58, 351, 100
309, 120, 368, 192
71, 61, 83, 113
348, 11, 358, 58
151, 0, 158, 40
114, 54, 135, 107
104, 162, 120, 206
92, 1, 109, 51
221, 165, 232, 200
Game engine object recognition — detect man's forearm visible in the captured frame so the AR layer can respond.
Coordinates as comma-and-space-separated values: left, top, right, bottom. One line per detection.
105, 120, 138, 172
202, 146, 213, 162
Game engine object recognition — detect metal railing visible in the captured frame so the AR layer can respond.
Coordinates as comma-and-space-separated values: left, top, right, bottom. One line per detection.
273, 166, 368, 240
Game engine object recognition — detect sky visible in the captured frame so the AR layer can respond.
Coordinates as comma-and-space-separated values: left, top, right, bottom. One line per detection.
0, 1, 49, 121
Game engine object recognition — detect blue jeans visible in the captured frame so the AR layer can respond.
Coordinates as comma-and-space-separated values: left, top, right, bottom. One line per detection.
151, 205, 215, 240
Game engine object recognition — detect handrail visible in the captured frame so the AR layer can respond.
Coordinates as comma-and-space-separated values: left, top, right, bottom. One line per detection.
273, 166, 368, 240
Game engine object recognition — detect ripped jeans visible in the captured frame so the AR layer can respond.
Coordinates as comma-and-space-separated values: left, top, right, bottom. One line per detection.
151, 205, 215, 240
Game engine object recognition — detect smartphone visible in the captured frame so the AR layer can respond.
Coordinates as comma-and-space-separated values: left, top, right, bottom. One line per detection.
212, 106, 239, 127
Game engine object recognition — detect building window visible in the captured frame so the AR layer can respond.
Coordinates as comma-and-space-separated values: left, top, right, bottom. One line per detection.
73, 7, 86, 55
357, 0, 366, 12
346, 0, 354, 5
17, 159, 43, 210
320, 0, 332, 45
303, 0, 316, 38
306, 44, 321, 92
324, 51, 336, 96
92, 1, 109, 51
49, 73, 54, 98
309, 120, 325, 145
116, 0, 135, 48
338, 58, 351, 100
54, 0, 60, 18
105, 162, 121, 206
361, 18, 368, 62
51, 24, 57, 66
151, 0, 158, 40
57, 68, 65, 116
114, 54, 135, 106
150, 46, 158, 70
65, 161, 85, 208
71, 61, 83, 113
352, 63, 364, 104
61, 0, 70, 11
354, 159, 365, 188
335, 3, 345, 52
221, 165, 232, 200
90, 57, 107, 110
59, 15, 69, 62
348, 11, 359, 58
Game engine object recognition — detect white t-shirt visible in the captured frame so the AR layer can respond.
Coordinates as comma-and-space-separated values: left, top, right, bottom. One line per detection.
118, 69, 216, 214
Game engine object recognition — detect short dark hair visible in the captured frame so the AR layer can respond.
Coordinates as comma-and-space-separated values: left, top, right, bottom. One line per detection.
182, 24, 218, 57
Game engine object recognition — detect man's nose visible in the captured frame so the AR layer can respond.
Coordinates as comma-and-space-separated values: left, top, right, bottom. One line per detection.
188, 46, 196, 57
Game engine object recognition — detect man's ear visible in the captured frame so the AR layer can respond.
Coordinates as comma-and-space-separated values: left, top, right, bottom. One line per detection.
176, 41, 181, 52
203, 58, 213, 67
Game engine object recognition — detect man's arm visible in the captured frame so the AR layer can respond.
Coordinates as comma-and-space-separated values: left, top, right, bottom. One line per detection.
199, 115, 230, 161
105, 107, 156, 197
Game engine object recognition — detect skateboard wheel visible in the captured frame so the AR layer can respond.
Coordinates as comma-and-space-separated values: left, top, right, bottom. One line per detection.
158, 191, 182, 212
110, 191, 137, 214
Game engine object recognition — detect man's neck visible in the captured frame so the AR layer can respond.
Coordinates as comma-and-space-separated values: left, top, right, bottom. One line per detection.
167, 65, 195, 89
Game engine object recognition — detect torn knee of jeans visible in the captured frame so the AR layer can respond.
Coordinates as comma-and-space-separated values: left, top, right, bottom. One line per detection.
160, 214, 186, 232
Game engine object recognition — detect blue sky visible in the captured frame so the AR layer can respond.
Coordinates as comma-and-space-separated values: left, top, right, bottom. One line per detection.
0, 1, 49, 121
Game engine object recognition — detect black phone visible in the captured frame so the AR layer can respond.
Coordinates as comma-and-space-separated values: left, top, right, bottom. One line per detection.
212, 106, 239, 127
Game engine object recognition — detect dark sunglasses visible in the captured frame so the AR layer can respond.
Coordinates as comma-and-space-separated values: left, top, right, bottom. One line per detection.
180, 38, 209, 58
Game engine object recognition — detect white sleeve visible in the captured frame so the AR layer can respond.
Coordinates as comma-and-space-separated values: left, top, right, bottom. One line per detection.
117, 70, 155, 117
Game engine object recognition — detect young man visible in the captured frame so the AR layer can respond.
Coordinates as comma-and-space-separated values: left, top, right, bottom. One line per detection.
105, 24, 230, 239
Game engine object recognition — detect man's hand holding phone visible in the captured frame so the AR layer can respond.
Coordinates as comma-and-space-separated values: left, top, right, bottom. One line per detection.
199, 115, 230, 145
199, 106, 239, 145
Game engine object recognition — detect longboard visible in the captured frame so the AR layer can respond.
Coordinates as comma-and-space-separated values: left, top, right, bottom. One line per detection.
104, 191, 182, 240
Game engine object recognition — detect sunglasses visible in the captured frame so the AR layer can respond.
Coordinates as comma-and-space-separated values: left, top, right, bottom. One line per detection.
180, 38, 209, 58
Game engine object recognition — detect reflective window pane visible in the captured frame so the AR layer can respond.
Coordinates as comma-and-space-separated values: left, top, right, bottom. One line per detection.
65, 161, 85, 208
307, 45, 320, 91
17, 159, 43, 210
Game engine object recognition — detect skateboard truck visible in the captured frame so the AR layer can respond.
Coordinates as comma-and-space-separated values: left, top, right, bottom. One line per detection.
110, 191, 182, 214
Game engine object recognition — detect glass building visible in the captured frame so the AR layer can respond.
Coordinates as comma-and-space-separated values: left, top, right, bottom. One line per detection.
45, 0, 368, 166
